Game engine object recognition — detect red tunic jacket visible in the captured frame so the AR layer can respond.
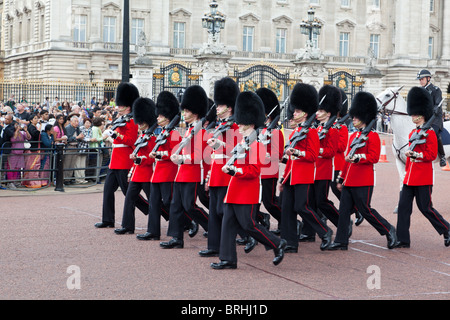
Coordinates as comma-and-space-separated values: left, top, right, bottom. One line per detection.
109, 118, 138, 170
341, 130, 380, 187
208, 122, 241, 188
130, 135, 156, 182
224, 139, 266, 204
315, 125, 338, 181
403, 128, 437, 186
261, 128, 285, 180
282, 126, 319, 185
334, 124, 349, 172
174, 124, 208, 183
150, 129, 181, 183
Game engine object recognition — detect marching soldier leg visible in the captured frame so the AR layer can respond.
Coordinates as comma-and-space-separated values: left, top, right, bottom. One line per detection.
396, 184, 415, 245
281, 182, 299, 249
334, 186, 355, 245
218, 203, 240, 264
180, 182, 209, 232
415, 185, 450, 237
119, 181, 143, 232
206, 186, 227, 253
99, 168, 120, 226
147, 183, 164, 237
314, 180, 340, 227
166, 182, 185, 240
261, 178, 282, 227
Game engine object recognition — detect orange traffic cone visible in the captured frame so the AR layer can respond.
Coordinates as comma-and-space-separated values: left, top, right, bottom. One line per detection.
379, 140, 389, 163
442, 161, 450, 171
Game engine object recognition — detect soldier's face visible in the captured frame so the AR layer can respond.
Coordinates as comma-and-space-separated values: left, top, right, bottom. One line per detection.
411, 115, 425, 125
316, 110, 330, 123
419, 77, 429, 87
293, 109, 306, 124
157, 115, 169, 127
352, 117, 364, 129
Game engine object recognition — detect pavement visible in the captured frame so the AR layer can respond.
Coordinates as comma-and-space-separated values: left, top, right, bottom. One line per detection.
0, 134, 449, 304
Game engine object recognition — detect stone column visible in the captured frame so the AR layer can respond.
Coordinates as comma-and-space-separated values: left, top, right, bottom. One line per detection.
292, 59, 328, 91
130, 64, 154, 100
195, 53, 232, 99
441, 1, 450, 60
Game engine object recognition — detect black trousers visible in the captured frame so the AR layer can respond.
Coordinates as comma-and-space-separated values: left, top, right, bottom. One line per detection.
261, 178, 282, 224
101, 168, 149, 224
335, 186, 393, 244
167, 182, 209, 240
207, 186, 228, 252
120, 181, 150, 231
314, 180, 340, 227
397, 184, 450, 244
147, 182, 172, 236
281, 180, 330, 248
219, 203, 281, 263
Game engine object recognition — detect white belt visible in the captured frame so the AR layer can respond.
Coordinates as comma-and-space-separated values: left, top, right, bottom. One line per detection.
212, 153, 229, 159
113, 144, 129, 148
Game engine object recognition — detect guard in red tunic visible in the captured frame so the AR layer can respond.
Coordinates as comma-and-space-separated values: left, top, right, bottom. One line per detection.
160, 85, 209, 249
395, 86, 450, 248
210, 91, 286, 269
199, 77, 241, 257
95, 82, 148, 228
256, 87, 284, 233
326, 92, 397, 250
313, 85, 341, 229
115, 97, 157, 235
279, 83, 333, 253
136, 91, 181, 241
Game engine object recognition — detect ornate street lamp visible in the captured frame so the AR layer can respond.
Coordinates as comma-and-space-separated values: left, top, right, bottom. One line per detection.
300, 7, 322, 42
89, 70, 95, 82
202, 0, 226, 43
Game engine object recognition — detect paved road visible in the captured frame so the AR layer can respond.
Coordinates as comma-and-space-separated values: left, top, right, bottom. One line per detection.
1, 134, 449, 302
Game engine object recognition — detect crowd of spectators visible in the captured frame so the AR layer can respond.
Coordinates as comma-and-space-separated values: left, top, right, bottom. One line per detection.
0, 95, 117, 189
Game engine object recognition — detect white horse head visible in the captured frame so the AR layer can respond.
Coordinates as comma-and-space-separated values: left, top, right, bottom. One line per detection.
376, 86, 406, 114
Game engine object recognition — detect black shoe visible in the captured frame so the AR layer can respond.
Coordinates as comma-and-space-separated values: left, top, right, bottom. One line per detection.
136, 232, 160, 240
259, 213, 271, 230
94, 222, 114, 228
284, 245, 298, 253
299, 234, 315, 242
355, 212, 364, 226
236, 237, 248, 245
440, 156, 447, 167
273, 239, 287, 266
199, 249, 219, 257
320, 229, 333, 251
444, 231, 450, 247
210, 260, 237, 270
393, 241, 410, 248
325, 242, 348, 251
244, 236, 257, 254
114, 227, 134, 235
188, 221, 199, 238
386, 226, 398, 249
348, 220, 353, 238
160, 238, 184, 249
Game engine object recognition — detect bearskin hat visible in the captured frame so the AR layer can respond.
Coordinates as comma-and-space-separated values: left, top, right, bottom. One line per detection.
180, 85, 208, 118
289, 83, 319, 116
235, 91, 265, 129
133, 97, 157, 126
318, 85, 341, 117
349, 91, 378, 125
256, 87, 280, 121
213, 77, 240, 110
206, 98, 217, 123
339, 88, 349, 116
156, 91, 179, 121
115, 82, 140, 109
407, 86, 434, 121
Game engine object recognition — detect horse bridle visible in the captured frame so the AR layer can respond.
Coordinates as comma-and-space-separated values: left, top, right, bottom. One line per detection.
376, 89, 409, 164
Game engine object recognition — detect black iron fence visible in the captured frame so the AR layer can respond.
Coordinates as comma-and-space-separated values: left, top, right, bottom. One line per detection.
0, 142, 112, 191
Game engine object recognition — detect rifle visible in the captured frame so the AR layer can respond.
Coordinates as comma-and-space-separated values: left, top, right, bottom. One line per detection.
150, 114, 181, 154
111, 113, 133, 130
211, 116, 235, 140
318, 115, 338, 140
224, 129, 259, 175
347, 118, 377, 158
408, 103, 441, 151
281, 113, 317, 164
259, 99, 287, 145
131, 122, 158, 163
332, 113, 350, 129
172, 105, 217, 157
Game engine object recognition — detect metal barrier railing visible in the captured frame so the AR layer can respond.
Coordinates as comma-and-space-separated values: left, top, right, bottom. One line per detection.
0, 142, 112, 192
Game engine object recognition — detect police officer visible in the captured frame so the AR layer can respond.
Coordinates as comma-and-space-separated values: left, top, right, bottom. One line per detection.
395, 87, 450, 248
417, 69, 446, 167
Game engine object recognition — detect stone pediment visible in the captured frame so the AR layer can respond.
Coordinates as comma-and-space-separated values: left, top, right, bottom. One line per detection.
170, 8, 192, 17
272, 15, 293, 26
239, 13, 260, 23
336, 19, 356, 30
366, 21, 387, 32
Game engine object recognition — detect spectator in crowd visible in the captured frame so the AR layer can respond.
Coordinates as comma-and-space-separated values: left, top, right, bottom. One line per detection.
7, 121, 31, 188
39, 124, 54, 186
23, 113, 42, 188
53, 114, 68, 144
39, 110, 50, 132
89, 117, 105, 179
79, 118, 93, 181
14, 103, 30, 126
64, 116, 86, 184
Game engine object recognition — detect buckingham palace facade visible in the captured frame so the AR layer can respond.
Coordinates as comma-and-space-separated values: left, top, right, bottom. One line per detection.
1, 0, 450, 101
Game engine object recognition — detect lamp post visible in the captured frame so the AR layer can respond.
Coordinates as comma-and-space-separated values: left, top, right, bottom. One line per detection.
89, 70, 95, 82
122, 0, 130, 82
300, 7, 322, 43
202, 1, 226, 43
